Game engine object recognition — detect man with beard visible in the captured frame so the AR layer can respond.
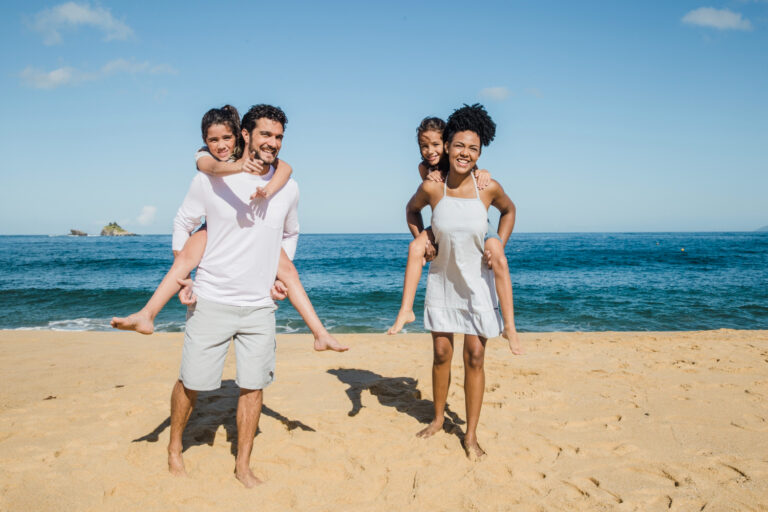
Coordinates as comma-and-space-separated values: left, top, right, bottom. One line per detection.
168, 104, 324, 487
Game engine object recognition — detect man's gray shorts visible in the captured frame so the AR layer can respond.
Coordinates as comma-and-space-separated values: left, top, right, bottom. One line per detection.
180, 297, 277, 392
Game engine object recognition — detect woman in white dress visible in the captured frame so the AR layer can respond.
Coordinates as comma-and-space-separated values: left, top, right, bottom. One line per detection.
404, 104, 517, 459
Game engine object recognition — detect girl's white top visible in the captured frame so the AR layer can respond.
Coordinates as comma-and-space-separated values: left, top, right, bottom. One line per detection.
424, 173, 502, 338
172, 164, 299, 307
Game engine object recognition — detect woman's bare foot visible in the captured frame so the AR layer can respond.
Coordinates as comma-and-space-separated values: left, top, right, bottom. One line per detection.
168, 451, 187, 476
235, 466, 263, 488
416, 418, 444, 438
314, 332, 349, 352
111, 310, 154, 335
463, 437, 487, 461
503, 328, 524, 355
387, 309, 416, 335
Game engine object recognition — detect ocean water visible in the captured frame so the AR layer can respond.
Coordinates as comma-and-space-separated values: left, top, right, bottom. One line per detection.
0, 233, 766, 333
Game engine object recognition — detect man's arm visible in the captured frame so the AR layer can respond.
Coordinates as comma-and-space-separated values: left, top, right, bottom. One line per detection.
280, 184, 300, 260
172, 175, 207, 253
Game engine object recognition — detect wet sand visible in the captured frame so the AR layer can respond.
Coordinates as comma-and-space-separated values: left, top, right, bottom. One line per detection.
1, 329, 767, 511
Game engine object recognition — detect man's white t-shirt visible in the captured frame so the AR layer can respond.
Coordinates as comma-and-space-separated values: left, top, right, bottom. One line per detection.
172, 165, 299, 307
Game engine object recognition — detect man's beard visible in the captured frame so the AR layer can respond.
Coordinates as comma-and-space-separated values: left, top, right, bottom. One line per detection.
249, 143, 277, 165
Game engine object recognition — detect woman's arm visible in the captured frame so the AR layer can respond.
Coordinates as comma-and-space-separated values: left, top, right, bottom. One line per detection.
405, 183, 433, 239
486, 180, 516, 245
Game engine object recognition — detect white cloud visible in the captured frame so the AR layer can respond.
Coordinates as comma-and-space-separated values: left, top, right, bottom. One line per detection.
20, 58, 177, 89
30, 2, 133, 45
525, 88, 543, 98
682, 7, 753, 31
19, 66, 80, 89
136, 206, 157, 226
479, 86, 511, 101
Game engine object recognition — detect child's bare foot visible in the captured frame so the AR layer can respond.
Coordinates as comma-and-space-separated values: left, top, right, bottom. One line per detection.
416, 418, 444, 438
463, 437, 487, 461
503, 328, 524, 355
387, 309, 416, 335
111, 311, 154, 335
168, 451, 187, 476
234, 466, 262, 488
314, 332, 349, 352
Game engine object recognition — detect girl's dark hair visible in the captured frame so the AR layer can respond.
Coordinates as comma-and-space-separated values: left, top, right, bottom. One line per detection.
416, 116, 446, 140
201, 105, 244, 158
443, 103, 496, 147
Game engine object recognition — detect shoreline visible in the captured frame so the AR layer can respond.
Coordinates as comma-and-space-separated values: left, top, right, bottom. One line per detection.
1, 330, 767, 510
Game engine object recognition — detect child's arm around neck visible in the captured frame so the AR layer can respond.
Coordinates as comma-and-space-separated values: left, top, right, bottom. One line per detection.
196, 148, 244, 177
250, 158, 293, 200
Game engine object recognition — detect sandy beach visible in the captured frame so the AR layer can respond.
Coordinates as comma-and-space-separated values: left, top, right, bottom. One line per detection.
1, 329, 767, 511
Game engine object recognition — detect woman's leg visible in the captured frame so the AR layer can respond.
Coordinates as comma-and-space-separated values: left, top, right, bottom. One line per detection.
462, 334, 487, 460
417, 331, 454, 438
111, 228, 207, 334
276, 250, 348, 352
388, 229, 434, 334
484, 238, 523, 354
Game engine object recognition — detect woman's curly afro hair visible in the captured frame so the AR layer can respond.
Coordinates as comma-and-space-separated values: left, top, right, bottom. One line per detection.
443, 103, 496, 147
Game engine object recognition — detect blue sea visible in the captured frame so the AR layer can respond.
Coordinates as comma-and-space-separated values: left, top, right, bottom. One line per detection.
0, 233, 766, 333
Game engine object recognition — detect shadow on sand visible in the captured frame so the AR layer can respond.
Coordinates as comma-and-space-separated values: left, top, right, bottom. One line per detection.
327, 368, 465, 440
133, 380, 315, 456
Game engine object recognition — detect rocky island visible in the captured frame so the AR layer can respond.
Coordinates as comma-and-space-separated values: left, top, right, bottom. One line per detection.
69, 229, 87, 236
100, 222, 136, 236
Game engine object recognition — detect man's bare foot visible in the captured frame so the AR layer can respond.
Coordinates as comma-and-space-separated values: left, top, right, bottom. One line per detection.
314, 332, 349, 352
235, 466, 263, 488
168, 451, 187, 476
111, 311, 154, 335
503, 328, 524, 355
387, 309, 416, 335
416, 418, 444, 438
463, 437, 487, 461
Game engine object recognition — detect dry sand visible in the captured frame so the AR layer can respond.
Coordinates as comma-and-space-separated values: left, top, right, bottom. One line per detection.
1, 329, 767, 511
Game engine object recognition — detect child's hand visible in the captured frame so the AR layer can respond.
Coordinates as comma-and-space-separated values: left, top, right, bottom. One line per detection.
270, 279, 288, 301
425, 170, 444, 183
250, 185, 275, 201
176, 278, 197, 305
242, 154, 266, 175
476, 169, 491, 190
424, 239, 437, 264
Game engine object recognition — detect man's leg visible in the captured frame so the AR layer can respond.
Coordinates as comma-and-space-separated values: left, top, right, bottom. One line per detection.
233, 304, 277, 487
168, 380, 197, 476
463, 334, 487, 460
234, 388, 263, 487
171, 298, 234, 475
417, 331, 454, 438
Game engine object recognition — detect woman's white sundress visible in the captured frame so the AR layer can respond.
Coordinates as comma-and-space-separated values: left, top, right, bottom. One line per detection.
424, 173, 503, 338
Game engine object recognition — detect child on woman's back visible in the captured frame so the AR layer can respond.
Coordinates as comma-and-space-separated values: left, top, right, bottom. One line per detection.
388, 116, 522, 354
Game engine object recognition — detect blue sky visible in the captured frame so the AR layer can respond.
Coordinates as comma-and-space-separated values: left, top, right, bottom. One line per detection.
0, 0, 766, 234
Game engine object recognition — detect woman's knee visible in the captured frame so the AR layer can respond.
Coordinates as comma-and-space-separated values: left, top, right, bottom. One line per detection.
465, 345, 485, 369
433, 342, 453, 364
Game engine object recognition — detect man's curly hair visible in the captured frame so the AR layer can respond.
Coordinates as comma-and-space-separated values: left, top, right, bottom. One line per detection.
443, 103, 496, 147
241, 104, 288, 133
